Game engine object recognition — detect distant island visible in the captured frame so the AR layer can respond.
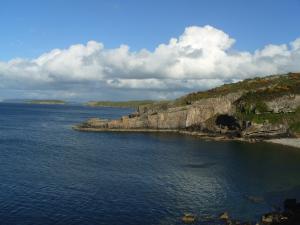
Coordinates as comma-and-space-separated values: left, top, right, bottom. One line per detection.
75, 72, 300, 148
86, 100, 159, 108
27, 100, 66, 105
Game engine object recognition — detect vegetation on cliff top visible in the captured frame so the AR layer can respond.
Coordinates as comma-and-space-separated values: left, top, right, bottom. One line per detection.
236, 106, 300, 133
86, 73, 300, 112
175, 72, 300, 106
229, 73, 300, 133
162, 72, 300, 134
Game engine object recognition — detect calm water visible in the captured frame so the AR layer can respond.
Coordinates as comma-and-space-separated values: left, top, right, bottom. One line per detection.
0, 103, 300, 225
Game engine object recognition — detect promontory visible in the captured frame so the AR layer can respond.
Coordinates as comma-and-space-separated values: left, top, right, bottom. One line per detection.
74, 73, 300, 142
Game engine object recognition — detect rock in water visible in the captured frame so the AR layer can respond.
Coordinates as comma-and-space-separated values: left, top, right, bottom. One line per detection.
219, 211, 230, 220
182, 213, 196, 223
246, 195, 265, 203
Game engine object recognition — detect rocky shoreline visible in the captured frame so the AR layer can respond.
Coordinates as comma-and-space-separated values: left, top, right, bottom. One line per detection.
73, 124, 300, 149
179, 198, 300, 225
265, 138, 300, 149
72, 124, 247, 140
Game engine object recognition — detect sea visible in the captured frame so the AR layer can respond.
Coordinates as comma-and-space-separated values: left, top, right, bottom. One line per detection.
0, 103, 300, 225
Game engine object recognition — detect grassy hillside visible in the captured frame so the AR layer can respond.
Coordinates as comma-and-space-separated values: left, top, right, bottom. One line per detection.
236, 106, 300, 133
174, 72, 300, 133
175, 72, 300, 106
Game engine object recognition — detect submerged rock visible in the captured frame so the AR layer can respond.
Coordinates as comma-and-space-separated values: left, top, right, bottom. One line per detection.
260, 199, 300, 225
182, 213, 196, 223
246, 195, 265, 204
219, 211, 230, 220
261, 212, 289, 225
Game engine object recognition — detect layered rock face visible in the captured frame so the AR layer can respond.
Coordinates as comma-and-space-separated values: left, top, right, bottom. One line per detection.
76, 94, 297, 139
185, 93, 240, 127
77, 92, 242, 131
242, 123, 290, 139
266, 95, 300, 113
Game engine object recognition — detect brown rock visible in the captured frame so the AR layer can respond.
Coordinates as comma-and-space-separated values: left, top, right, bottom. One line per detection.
219, 211, 230, 220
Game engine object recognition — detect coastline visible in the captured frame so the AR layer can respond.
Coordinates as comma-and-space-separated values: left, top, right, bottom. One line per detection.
73, 126, 247, 142
73, 126, 300, 149
265, 138, 300, 149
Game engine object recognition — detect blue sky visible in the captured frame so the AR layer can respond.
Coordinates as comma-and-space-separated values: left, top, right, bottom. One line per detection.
0, 0, 299, 101
1, 0, 299, 60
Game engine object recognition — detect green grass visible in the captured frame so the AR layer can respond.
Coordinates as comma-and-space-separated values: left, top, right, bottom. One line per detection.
290, 122, 300, 133
174, 72, 300, 106
236, 106, 300, 133
232, 73, 300, 133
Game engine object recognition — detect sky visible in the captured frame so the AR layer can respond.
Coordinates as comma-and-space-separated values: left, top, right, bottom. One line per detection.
0, 0, 299, 101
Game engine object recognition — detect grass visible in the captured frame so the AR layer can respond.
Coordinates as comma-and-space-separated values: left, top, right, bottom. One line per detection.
290, 122, 300, 133
236, 106, 300, 133
232, 73, 300, 133
174, 72, 300, 106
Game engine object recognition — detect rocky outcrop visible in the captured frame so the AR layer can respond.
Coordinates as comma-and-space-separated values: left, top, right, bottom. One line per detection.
75, 101, 291, 139
186, 92, 240, 126
75, 92, 243, 132
242, 123, 290, 139
75, 73, 300, 140
266, 95, 300, 113
75, 91, 293, 139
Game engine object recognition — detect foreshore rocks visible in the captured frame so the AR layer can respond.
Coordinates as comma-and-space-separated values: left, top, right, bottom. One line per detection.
242, 123, 290, 139
260, 199, 300, 225
180, 199, 300, 225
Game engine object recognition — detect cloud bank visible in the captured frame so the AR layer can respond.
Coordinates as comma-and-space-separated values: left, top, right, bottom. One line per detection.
0, 25, 300, 100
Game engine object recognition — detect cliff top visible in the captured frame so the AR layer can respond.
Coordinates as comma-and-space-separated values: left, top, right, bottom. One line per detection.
175, 72, 300, 106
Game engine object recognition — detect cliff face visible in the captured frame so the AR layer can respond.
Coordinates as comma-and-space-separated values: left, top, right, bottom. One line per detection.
76, 73, 300, 139
266, 95, 300, 113
79, 92, 242, 130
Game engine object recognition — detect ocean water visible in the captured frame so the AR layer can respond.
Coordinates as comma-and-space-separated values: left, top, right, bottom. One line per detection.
0, 103, 300, 225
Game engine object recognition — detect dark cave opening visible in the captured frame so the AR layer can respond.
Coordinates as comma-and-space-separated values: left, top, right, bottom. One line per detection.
215, 114, 241, 130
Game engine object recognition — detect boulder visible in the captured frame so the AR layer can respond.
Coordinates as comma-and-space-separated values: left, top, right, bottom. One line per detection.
182, 213, 196, 223
219, 211, 230, 220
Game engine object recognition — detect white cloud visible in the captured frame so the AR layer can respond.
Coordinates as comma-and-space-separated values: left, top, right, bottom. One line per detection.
0, 25, 299, 100
291, 38, 300, 50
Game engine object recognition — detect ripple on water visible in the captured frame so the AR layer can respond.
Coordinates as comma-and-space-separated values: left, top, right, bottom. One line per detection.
0, 103, 300, 224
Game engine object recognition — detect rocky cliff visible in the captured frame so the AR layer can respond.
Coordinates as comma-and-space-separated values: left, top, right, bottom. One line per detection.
75, 73, 300, 140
